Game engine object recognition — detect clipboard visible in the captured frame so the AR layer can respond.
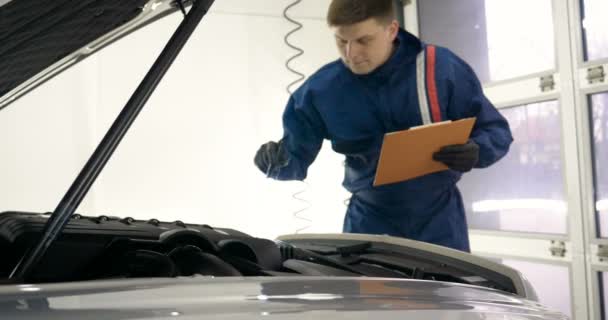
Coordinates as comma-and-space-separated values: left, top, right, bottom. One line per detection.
373, 117, 477, 186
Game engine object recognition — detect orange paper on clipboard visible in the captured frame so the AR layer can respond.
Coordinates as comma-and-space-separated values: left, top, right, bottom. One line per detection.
373, 117, 476, 187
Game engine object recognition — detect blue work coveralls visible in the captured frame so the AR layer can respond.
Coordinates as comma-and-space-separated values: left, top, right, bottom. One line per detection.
269, 29, 513, 252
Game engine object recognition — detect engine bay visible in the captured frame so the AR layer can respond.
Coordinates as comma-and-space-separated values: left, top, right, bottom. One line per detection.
0, 211, 518, 296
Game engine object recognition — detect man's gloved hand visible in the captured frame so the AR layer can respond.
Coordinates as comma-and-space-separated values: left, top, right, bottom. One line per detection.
433, 140, 479, 172
254, 140, 289, 175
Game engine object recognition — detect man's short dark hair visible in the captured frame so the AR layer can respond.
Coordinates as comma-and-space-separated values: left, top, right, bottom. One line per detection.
327, 0, 395, 26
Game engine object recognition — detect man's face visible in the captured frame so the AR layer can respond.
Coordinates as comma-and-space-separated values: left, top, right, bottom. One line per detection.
333, 18, 399, 75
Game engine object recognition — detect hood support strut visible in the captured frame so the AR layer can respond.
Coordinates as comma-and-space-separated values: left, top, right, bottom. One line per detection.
10, 0, 215, 282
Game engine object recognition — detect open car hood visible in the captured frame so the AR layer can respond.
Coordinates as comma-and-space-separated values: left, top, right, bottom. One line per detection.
0, 0, 183, 110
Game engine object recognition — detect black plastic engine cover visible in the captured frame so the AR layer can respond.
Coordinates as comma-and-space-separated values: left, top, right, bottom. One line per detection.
0, 211, 275, 282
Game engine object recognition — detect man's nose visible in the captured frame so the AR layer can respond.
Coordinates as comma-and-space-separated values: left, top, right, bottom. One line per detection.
346, 42, 360, 60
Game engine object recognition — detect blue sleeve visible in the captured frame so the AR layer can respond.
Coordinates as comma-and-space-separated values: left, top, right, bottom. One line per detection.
270, 84, 326, 181
445, 51, 513, 168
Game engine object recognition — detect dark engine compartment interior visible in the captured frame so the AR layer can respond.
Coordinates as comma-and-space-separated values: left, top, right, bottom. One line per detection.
0, 211, 518, 295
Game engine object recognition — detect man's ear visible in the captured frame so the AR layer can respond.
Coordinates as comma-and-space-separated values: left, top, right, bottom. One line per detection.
388, 20, 399, 40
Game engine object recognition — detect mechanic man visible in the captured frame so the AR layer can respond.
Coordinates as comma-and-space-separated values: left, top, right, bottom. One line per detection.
254, 0, 512, 252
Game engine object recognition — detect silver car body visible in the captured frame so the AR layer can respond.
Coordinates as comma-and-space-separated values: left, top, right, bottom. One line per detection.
1, 277, 568, 320
0, 233, 568, 319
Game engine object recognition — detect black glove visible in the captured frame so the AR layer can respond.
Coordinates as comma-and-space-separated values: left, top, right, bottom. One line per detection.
433, 140, 479, 172
254, 140, 289, 175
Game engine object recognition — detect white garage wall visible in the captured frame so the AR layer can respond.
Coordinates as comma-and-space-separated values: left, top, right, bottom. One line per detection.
0, 1, 350, 239
0, 56, 99, 214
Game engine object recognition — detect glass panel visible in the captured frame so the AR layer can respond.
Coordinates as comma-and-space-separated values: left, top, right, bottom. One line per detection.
581, 0, 608, 61
498, 259, 571, 318
590, 92, 608, 238
459, 101, 566, 234
601, 272, 608, 320
418, 0, 555, 84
